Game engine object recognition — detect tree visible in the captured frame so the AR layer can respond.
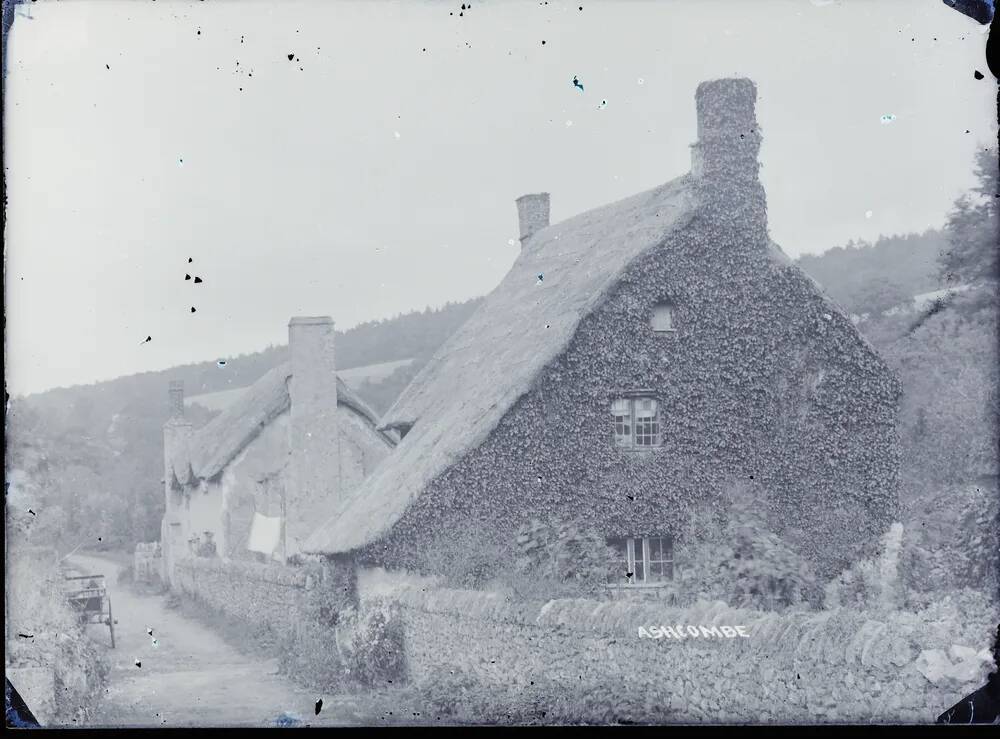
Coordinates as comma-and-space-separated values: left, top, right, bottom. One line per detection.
938, 149, 999, 287
842, 276, 913, 317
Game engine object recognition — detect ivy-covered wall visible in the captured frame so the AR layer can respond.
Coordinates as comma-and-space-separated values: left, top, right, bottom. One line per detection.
360, 81, 900, 580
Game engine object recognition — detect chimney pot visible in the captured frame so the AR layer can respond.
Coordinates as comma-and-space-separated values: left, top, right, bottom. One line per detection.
515, 193, 550, 246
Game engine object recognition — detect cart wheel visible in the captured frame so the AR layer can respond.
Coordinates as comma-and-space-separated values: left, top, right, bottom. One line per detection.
107, 600, 116, 649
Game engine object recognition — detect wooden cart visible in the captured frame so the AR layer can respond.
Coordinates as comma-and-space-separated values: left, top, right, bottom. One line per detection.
64, 574, 115, 648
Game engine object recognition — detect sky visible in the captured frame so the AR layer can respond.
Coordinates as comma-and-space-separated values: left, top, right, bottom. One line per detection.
3, 0, 995, 397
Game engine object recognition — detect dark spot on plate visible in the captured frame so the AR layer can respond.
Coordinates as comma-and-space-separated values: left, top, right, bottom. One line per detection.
974, 70, 984, 80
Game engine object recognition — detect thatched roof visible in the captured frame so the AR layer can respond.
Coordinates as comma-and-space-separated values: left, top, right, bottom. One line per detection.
185, 357, 416, 412
169, 361, 393, 486
302, 174, 700, 554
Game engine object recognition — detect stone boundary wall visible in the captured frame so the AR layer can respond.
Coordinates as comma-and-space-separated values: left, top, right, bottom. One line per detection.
387, 586, 995, 723
172, 556, 354, 637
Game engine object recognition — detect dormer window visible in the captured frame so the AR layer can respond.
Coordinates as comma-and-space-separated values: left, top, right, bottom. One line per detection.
651, 301, 676, 332
612, 396, 662, 449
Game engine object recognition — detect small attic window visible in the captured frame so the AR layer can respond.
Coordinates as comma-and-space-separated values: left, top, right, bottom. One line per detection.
651, 302, 676, 332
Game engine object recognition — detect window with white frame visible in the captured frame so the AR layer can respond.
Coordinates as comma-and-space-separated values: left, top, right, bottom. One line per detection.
607, 535, 674, 585
651, 302, 676, 332
611, 397, 661, 449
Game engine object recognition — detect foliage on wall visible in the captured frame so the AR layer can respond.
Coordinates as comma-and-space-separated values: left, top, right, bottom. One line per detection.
824, 522, 905, 611
362, 176, 901, 581
677, 481, 822, 611
507, 519, 615, 599
334, 599, 407, 688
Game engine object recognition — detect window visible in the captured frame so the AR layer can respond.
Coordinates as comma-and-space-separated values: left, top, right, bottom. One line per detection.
608, 535, 674, 585
611, 397, 661, 449
651, 302, 676, 332
611, 399, 632, 447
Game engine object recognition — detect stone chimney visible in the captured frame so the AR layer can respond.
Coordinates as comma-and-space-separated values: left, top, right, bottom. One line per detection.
285, 316, 341, 559
516, 193, 550, 246
167, 380, 185, 420
689, 78, 767, 238
162, 380, 193, 582
163, 380, 192, 473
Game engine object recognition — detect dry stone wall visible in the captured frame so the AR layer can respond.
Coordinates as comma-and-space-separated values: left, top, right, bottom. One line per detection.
172, 556, 355, 637
390, 586, 995, 723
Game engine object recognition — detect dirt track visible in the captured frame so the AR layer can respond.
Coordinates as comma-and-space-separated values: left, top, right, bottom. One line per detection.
68, 553, 387, 727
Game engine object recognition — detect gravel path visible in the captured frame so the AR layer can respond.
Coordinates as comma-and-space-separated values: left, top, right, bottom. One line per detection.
68, 553, 398, 727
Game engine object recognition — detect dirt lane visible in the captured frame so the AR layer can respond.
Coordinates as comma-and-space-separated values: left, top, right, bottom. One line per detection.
68, 553, 367, 727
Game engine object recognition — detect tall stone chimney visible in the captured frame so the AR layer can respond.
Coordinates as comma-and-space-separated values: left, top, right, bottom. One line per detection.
163, 380, 192, 463
285, 316, 341, 559
689, 78, 767, 239
167, 380, 185, 420
162, 380, 193, 583
516, 193, 550, 246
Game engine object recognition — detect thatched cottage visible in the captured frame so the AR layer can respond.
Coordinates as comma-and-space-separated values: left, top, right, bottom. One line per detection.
160, 317, 396, 585
303, 78, 901, 584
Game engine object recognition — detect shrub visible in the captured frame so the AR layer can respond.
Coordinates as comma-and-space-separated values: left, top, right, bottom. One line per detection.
6, 545, 111, 725
334, 599, 407, 688
676, 487, 821, 611
504, 519, 616, 600
900, 483, 999, 599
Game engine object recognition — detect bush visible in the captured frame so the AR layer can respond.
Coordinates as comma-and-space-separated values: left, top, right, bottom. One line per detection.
334, 599, 407, 688
676, 486, 821, 611
6, 546, 111, 725
680, 526, 821, 611
504, 519, 615, 600
900, 483, 999, 598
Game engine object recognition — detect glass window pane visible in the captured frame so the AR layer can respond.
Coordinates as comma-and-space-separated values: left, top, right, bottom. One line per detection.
612, 399, 633, 447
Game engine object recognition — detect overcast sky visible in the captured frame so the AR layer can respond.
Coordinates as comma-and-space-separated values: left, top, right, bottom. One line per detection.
3, 0, 995, 396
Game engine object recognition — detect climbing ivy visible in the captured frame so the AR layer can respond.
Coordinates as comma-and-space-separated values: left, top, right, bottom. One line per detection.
359, 144, 899, 583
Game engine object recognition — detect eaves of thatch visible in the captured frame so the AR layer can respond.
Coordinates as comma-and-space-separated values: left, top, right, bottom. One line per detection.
169, 361, 393, 486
